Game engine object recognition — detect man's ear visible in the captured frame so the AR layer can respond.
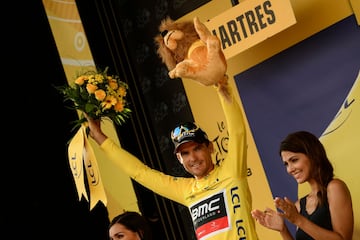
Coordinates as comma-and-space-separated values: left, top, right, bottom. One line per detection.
208, 141, 214, 153
176, 153, 183, 164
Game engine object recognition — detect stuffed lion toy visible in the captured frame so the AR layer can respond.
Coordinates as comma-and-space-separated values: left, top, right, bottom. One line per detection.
154, 17, 230, 100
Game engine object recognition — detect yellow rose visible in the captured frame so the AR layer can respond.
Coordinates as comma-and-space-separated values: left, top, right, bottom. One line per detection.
94, 89, 106, 101
86, 83, 98, 94
75, 76, 86, 85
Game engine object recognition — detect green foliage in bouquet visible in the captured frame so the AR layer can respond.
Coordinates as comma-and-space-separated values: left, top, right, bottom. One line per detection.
57, 67, 131, 130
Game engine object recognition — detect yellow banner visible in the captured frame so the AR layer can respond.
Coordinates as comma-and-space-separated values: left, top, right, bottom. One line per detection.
68, 126, 107, 209
68, 125, 88, 201
205, 0, 297, 59
43, 0, 139, 215
82, 126, 108, 209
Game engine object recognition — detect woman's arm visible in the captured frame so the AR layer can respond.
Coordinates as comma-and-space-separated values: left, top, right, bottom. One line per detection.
328, 179, 354, 240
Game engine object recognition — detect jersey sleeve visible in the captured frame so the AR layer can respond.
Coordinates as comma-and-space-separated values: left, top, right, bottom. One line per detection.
217, 84, 248, 178
100, 138, 189, 204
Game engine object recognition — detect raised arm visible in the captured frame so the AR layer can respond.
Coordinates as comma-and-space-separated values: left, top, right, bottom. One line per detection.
216, 75, 248, 177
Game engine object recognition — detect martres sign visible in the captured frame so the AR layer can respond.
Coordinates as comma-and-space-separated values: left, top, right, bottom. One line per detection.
205, 0, 296, 59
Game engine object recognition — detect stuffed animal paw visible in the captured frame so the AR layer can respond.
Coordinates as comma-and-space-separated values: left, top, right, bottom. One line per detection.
155, 17, 227, 87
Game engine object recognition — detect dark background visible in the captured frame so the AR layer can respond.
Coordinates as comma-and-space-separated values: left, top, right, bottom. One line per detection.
3, 1, 109, 239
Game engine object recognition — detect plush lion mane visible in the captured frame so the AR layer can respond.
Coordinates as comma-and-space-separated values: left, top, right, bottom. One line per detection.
154, 17, 199, 71
154, 17, 231, 102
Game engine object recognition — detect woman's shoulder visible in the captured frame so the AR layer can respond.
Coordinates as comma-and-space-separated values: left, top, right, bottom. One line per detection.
327, 178, 348, 188
327, 178, 351, 197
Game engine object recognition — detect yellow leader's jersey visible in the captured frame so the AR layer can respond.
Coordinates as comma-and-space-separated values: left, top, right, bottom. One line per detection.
100, 86, 259, 240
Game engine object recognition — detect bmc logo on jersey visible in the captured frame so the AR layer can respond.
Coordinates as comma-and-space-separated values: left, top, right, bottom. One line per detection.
190, 190, 230, 239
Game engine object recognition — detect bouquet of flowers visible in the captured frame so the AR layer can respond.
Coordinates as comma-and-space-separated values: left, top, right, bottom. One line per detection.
57, 67, 131, 129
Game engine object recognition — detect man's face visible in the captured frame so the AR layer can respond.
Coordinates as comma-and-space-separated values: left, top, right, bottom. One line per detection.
176, 141, 214, 179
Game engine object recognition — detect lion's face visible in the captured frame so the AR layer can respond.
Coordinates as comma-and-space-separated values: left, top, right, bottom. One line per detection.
154, 17, 200, 70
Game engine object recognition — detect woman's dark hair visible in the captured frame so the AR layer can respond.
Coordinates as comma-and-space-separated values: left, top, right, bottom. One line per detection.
109, 211, 152, 240
279, 131, 334, 205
